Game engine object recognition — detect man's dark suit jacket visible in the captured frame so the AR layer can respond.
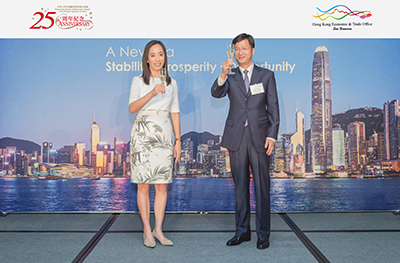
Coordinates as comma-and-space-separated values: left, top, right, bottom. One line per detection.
211, 65, 279, 153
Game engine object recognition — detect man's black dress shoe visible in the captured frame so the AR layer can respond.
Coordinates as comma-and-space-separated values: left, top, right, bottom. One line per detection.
256, 238, 270, 249
226, 235, 251, 246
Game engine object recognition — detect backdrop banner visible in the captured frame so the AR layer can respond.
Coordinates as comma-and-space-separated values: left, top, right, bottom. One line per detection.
1, 1, 399, 212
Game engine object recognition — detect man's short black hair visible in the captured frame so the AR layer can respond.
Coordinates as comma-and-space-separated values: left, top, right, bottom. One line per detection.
232, 33, 255, 48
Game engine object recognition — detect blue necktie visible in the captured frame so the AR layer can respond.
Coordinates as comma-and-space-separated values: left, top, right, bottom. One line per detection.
244, 69, 250, 94
244, 70, 249, 127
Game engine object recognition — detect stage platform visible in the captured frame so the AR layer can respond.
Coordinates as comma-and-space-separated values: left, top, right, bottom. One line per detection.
1, 211, 399, 263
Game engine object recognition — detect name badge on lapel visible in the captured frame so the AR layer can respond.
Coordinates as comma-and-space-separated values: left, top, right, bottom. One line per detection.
250, 83, 264, 95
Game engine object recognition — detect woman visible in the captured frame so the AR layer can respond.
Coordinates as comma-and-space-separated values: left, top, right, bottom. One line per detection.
129, 40, 181, 248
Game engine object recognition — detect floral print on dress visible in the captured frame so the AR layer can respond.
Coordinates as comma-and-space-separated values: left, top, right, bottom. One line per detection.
130, 112, 174, 184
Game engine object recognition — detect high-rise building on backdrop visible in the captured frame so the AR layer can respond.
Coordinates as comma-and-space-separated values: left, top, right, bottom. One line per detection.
90, 113, 100, 165
348, 122, 366, 167
332, 125, 345, 167
383, 100, 399, 160
310, 46, 333, 172
41, 141, 52, 163
291, 108, 305, 173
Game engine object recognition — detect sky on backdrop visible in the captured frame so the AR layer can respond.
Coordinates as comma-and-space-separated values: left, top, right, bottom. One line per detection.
0, 38, 399, 149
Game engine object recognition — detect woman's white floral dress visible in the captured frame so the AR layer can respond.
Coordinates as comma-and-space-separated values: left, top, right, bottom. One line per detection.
129, 75, 179, 184
130, 110, 174, 184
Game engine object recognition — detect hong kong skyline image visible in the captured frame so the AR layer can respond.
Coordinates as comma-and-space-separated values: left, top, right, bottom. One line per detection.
1, 39, 399, 179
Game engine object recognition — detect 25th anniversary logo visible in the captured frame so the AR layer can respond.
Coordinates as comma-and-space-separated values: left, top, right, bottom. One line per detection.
30, 6, 93, 30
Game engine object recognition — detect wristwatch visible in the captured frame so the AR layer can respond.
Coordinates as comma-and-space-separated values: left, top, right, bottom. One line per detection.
175, 137, 182, 142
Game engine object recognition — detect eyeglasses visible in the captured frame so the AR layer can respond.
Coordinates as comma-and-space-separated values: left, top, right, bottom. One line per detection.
234, 46, 251, 52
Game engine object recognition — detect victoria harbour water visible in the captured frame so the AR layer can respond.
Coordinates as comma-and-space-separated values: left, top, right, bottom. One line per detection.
0, 177, 399, 212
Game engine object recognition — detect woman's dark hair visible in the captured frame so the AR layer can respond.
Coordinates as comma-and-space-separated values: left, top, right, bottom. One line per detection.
232, 33, 255, 48
142, 40, 171, 85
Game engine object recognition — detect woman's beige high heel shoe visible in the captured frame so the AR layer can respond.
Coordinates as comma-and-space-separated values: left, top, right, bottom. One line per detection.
143, 234, 156, 248
152, 230, 173, 246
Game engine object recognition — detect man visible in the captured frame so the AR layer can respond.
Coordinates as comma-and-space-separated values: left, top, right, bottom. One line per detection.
211, 33, 279, 249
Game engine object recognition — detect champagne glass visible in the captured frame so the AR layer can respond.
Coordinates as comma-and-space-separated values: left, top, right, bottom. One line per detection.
159, 68, 167, 96
227, 44, 235, 74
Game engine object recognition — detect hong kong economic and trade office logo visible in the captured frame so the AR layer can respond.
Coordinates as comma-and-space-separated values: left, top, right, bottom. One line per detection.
313, 5, 372, 21
30, 6, 93, 30
312, 5, 373, 31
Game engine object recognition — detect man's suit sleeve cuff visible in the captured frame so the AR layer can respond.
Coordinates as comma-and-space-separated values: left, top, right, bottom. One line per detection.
267, 137, 276, 143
